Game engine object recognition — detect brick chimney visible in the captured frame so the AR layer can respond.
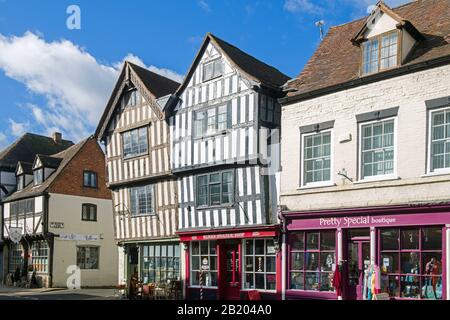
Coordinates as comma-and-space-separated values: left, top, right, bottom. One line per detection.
52, 132, 62, 144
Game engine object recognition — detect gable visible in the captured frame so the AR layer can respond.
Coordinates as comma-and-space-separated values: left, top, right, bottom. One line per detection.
365, 10, 399, 38
33, 157, 42, 170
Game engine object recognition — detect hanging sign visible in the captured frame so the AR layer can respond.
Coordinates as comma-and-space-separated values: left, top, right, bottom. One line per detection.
9, 227, 22, 244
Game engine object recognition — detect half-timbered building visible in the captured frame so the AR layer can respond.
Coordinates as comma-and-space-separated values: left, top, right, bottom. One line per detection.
0, 133, 73, 284
95, 62, 181, 290
2, 136, 116, 288
166, 33, 289, 300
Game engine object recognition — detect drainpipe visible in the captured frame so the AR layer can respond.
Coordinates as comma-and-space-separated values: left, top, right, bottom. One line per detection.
43, 193, 53, 288
278, 210, 286, 301
446, 225, 450, 300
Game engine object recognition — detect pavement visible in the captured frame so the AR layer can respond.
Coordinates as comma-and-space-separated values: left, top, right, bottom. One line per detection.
0, 285, 123, 300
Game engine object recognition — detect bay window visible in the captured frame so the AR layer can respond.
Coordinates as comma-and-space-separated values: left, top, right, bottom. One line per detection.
190, 241, 218, 287
196, 171, 233, 207
243, 239, 277, 291
31, 241, 49, 273
302, 130, 332, 186
379, 227, 442, 299
360, 118, 396, 180
289, 231, 336, 292
122, 127, 148, 159
429, 107, 450, 172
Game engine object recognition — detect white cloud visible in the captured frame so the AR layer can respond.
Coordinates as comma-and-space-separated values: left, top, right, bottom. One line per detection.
0, 32, 183, 143
198, 0, 211, 13
283, 0, 324, 15
8, 119, 29, 137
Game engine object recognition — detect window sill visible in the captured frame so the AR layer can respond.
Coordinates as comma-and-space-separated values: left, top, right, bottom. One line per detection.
421, 170, 450, 178
196, 204, 234, 210
297, 182, 336, 190
189, 285, 218, 289
354, 176, 400, 184
131, 214, 156, 218
123, 152, 149, 161
193, 130, 230, 141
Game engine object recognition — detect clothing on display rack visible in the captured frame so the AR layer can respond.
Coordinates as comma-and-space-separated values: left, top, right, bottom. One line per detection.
332, 261, 343, 297
363, 264, 381, 300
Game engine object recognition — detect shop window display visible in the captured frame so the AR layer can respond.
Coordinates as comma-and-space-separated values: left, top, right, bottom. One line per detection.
243, 239, 277, 291
190, 241, 218, 287
289, 231, 335, 292
380, 227, 442, 299
141, 243, 180, 284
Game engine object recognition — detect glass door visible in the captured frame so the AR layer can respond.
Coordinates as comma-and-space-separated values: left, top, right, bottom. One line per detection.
347, 240, 370, 300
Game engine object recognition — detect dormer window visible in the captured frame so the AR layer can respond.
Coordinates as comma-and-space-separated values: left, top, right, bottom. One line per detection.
34, 169, 44, 186
362, 31, 399, 75
203, 59, 224, 82
17, 175, 24, 191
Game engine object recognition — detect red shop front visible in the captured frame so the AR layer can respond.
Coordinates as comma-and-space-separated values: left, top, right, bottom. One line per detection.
178, 226, 282, 300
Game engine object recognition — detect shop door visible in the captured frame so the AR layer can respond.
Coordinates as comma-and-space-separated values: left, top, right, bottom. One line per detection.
222, 243, 240, 300
347, 241, 370, 300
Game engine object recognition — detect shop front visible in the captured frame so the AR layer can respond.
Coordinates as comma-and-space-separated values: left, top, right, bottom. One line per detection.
281, 205, 450, 300
179, 226, 281, 300
121, 240, 182, 297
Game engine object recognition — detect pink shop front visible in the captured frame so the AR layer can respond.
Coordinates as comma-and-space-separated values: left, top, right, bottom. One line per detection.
281, 204, 450, 300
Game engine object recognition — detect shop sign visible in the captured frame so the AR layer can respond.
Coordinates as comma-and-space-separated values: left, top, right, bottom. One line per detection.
9, 227, 22, 244
180, 230, 276, 242
50, 222, 64, 229
288, 212, 450, 230
58, 234, 99, 241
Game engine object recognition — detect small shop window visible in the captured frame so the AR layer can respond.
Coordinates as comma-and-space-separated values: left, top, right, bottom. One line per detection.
8, 243, 24, 273
190, 241, 218, 287
243, 239, 277, 291
379, 227, 443, 299
31, 241, 49, 273
289, 231, 336, 292
141, 243, 180, 284
76, 246, 99, 270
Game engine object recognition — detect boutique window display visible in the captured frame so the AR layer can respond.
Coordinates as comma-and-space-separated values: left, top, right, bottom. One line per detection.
379, 227, 443, 299
243, 239, 277, 290
289, 231, 336, 292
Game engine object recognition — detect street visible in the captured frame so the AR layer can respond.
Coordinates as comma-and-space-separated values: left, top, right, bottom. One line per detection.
0, 286, 122, 300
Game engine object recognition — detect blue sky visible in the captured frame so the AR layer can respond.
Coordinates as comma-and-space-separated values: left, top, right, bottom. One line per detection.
0, 0, 412, 148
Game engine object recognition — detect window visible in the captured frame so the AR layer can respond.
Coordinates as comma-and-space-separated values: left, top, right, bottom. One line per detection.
77, 246, 99, 270
203, 59, 224, 82
196, 171, 233, 207
8, 243, 24, 273
289, 231, 336, 292
379, 227, 442, 299
141, 243, 180, 284
122, 127, 148, 158
243, 239, 277, 291
10, 199, 35, 218
34, 169, 43, 186
190, 241, 218, 287
260, 95, 276, 123
82, 204, 97, 221
360, 118, 395, 180
362, 31, 399, 75
31, 241, 49, 273
124, 89, 140, 107
194, 105, 230, 137
429, 107, 450, 172
17, 175, 24, 191
302, 131, 332, 186
83, 171, 97, 188
130, 185, 154, 216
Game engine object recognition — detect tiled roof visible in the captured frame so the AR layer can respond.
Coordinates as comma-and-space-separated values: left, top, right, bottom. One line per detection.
3, 137, 90, 202
285, 0, 450, 98
0, 133, 73, 171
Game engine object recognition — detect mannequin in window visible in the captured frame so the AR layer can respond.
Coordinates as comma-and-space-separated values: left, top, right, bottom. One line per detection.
425, 257, 441, 299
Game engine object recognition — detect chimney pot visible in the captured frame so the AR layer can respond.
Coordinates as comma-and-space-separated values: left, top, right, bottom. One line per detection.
52, 132, 62, 144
